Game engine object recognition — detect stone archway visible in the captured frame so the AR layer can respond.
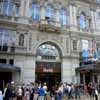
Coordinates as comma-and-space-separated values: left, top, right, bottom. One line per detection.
35, 42, 62, 90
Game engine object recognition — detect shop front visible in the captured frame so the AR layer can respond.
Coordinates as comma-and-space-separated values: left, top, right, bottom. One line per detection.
76, 63, 100, 85
0, 63, 20, 91
35, 61, 61, 90
35, 43, 62, 90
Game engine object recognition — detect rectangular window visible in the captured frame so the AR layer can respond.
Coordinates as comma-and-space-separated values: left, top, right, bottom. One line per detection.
66, 39, 69, 53
0, 59, 6, 64
0, 28, 16, 47
73, 40, 77, 51
98, 12, 100, 19
0, 0, 20, 17
9, 59, 14, 65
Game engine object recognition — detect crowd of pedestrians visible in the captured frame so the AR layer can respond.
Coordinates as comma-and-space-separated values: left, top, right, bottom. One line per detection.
0, 81, 99, 100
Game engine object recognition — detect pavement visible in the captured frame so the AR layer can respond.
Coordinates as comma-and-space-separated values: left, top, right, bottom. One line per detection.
62, 94, 100, 100
13, 94, 100, 100
46, 94, 100, 100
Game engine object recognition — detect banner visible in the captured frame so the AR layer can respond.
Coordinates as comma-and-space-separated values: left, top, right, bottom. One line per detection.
81, 40, 99, 63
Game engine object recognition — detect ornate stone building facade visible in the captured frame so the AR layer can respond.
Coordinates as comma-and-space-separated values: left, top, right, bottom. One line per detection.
0, 0, 100, 89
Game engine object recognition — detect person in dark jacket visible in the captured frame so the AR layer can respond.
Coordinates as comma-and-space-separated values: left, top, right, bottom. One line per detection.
3, 83, 12, 100
30, 83, 34, 100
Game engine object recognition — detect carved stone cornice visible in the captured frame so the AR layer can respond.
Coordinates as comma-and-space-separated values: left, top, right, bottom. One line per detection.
90, 4, 97, 11
68, 0, 76, 6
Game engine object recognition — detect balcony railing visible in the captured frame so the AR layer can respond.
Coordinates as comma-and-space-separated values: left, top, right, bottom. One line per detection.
0, 1, 20, 22
0, 1, 20, 17
0, 45, 27, 54
39, 18, 61, 33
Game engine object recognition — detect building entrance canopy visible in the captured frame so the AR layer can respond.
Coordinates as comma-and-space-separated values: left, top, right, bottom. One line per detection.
0, 63, 20, 72
76, 63, 100, 73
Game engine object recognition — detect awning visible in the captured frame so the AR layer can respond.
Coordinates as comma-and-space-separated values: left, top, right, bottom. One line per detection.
76, 64, 100, 73
0, 63, 20, 72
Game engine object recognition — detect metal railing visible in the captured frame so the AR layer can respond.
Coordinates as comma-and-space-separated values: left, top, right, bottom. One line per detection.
0, 1, 20, 17
0, 45, 27, 54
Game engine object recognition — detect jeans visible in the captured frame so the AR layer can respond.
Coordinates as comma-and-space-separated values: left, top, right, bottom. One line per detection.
38, 96, 44, 100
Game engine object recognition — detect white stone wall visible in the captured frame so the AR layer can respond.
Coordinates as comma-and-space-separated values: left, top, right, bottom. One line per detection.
14, 55, 35, 84
62, 58, 79, 83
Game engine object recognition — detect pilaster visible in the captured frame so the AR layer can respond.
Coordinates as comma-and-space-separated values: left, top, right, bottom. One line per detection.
90, 10, 96, 33
20, 0, 25, 17
55, 10, 60, 27
24, 0, 30, 17
40, 6, 46, 20
69, 3, 77, 31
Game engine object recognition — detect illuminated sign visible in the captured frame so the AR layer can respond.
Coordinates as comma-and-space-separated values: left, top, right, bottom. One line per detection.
43, 68, 53, 73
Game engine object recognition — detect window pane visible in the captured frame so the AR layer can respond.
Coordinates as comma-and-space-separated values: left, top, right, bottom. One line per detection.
0, 28, 16, 46
60, 9, 67, 25
46, 5, 54, 20
79, 14, 86, 29
37, 44, 60, 60
2, 1, 14, 16
19, 34, 24, 46
29, 3, 40, 21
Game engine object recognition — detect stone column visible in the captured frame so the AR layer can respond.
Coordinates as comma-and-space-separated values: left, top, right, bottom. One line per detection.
55, 10, 60, 27
73, 6, 77, 29
76, 72, 80, 84
62, 58, 75, 83
24, 33, 29, 52
94, 11, 98, 32
20, 0, 25, 17
91, 10, 96, 32
40, 6, 45, 20
69, 0, 77, 31
69, 5, 73, 28
24, 0, 30, 17
23, 55, 36, 83
90, 4, 97, 32
19, 0, 30, 23
83, 74, 86, 84
40, 6, 46, 24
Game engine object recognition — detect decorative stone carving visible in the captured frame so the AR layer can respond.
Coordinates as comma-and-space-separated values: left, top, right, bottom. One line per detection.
77, 7, 91, 17
36, 33, 63, 44
90, 4, 97, 11
68, 0, 76, 6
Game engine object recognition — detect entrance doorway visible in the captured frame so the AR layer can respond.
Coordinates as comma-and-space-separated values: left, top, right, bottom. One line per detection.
35, 61, 61, 90
36, 43, 62, 90
36, 73, 61, 91
0, 72, 12, 91
85, 72, 91, 84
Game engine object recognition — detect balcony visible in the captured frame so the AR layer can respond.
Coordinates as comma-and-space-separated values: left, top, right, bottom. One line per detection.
0, 1, 20, 23
0, 45, 27, 54
39, 17, 61, 33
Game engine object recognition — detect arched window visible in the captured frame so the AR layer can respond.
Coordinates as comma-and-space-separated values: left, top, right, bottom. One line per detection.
19, 34, 24, 46
78, 12, 90, 31
29, 3, 40, 21
45, 4, 54, 20
60, 8, 68, 26
2, 0, 14, 16
79, 12, 86, 30
37, 44, 60, 60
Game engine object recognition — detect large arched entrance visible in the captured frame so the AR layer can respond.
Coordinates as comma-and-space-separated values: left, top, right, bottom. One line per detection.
35, 42, 62, 90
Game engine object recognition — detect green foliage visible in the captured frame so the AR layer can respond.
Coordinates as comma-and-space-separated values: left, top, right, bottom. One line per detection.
32, 0, 39, 3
